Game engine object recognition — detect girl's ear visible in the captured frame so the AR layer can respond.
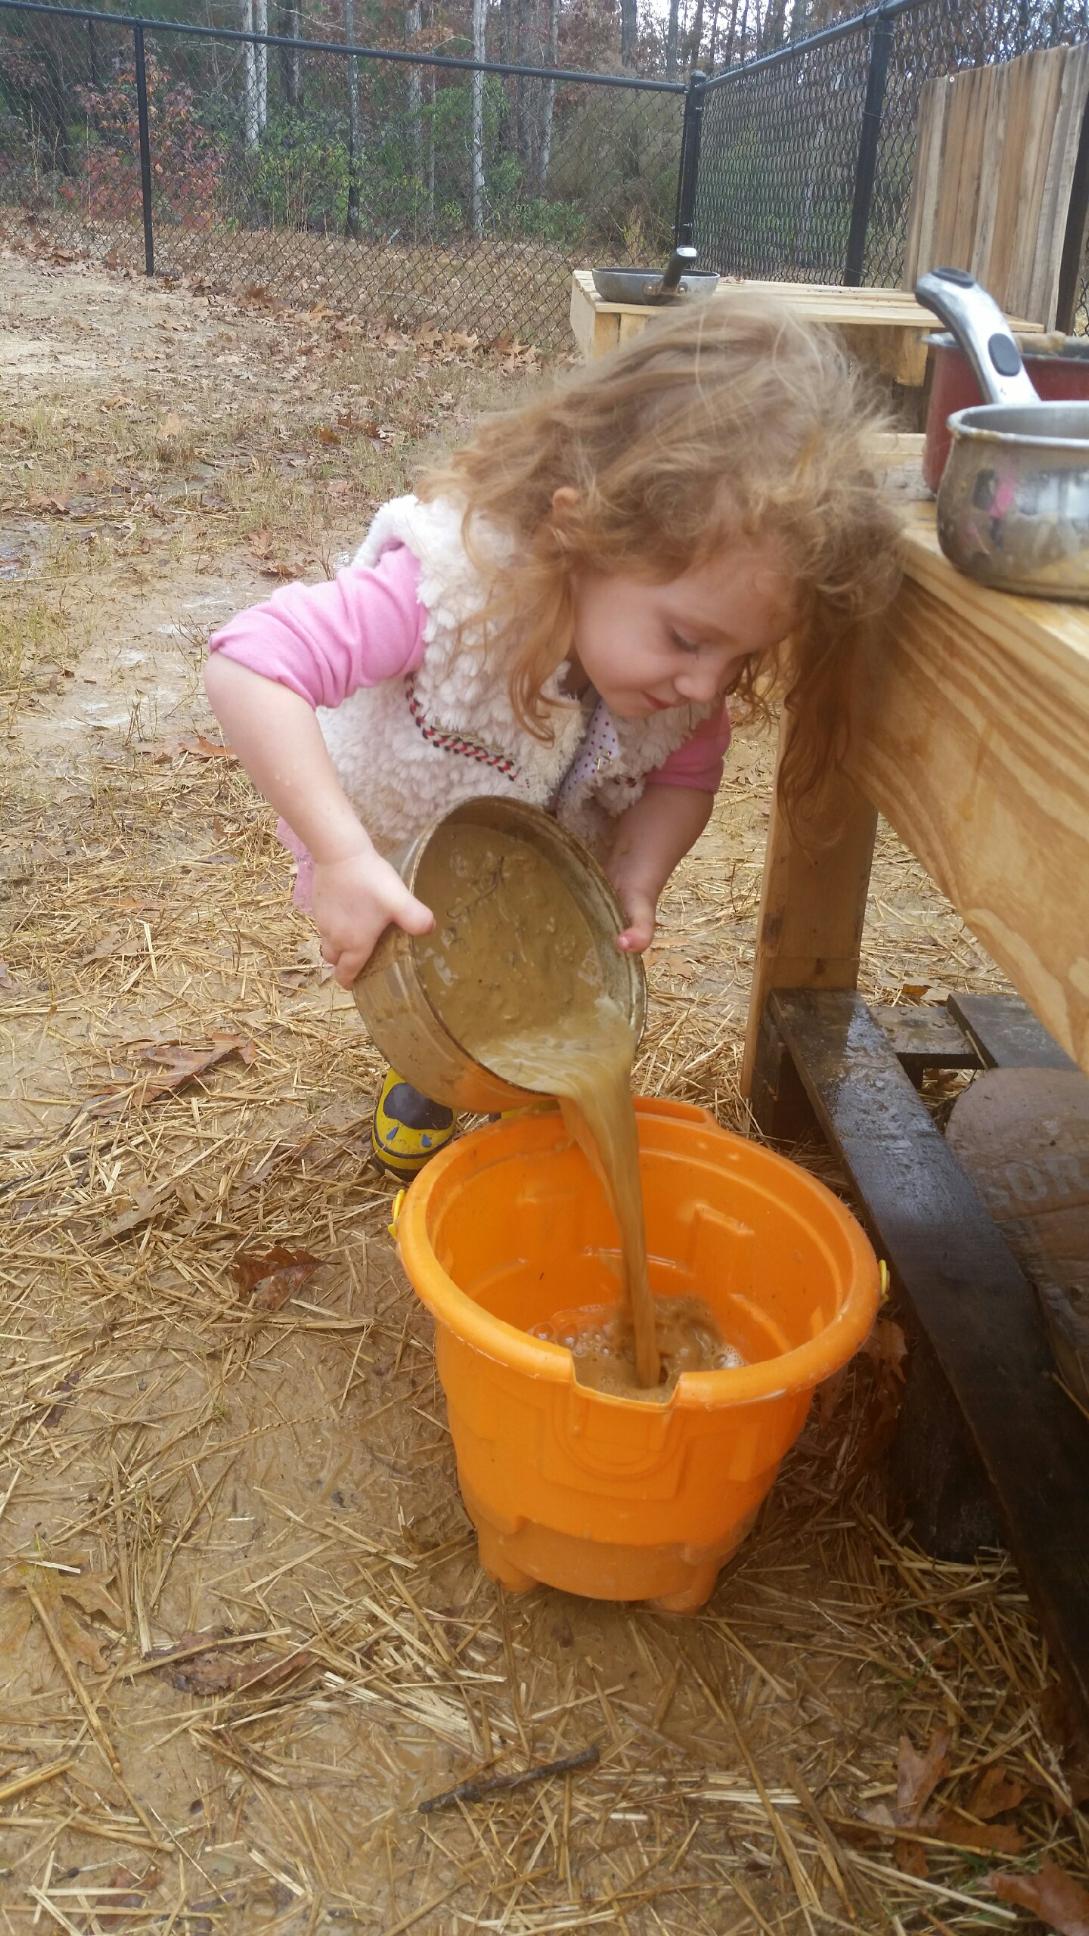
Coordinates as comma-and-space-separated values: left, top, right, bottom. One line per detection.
549, 486, 580, 558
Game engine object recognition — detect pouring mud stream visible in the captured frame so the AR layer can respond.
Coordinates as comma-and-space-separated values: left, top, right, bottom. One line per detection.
413, 818, 731, 1396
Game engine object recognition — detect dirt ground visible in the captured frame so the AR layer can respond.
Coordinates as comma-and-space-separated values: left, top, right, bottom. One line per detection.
2, 246, 1087, 1935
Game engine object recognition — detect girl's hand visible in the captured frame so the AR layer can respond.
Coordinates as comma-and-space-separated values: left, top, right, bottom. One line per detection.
312, 849, 434, 988
614, 883, 657, 954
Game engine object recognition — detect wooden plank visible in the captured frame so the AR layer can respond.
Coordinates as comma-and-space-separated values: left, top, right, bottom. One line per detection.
1031, 42, 1089, 325
948, 993, 1079, 1072
740, 706, 878, 1097
872, 1001, 980, 1075
770, 987, 1089, 1726
902, 44, 1089, 327
844, 515, 1089, 1074
903, 75, 948, 290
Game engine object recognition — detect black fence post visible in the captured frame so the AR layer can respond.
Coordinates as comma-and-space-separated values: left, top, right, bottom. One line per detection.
674, 67, 707, 250
133, 22, 155, 275
843, 1, 893, 287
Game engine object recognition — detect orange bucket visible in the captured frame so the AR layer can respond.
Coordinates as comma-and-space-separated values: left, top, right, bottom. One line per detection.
396, 1097, 879, 1610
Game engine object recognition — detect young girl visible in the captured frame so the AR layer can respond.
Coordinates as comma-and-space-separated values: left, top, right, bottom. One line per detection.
206, 294, 901, 1178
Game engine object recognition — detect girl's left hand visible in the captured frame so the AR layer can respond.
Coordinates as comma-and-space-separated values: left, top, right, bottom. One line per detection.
614, 884, 657, 954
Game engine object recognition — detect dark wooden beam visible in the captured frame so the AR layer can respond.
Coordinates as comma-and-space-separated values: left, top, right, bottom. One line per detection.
768, 987, 1089, 1729
871, 1002, 980, 1078
948, 993, 1079, 1073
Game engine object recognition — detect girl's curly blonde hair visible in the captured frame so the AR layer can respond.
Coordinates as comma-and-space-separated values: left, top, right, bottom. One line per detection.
418, 293, 903, 815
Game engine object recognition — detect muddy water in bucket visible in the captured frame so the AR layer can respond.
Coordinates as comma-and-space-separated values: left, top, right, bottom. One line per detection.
414, 822, 731, 1396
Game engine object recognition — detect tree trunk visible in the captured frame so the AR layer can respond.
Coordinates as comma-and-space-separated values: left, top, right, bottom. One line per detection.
345, 0, 362, 238
281, 1, 301, 109
707, 0, 721, 67
241, 0, 258, 148
759, 0, 788, 52
620, 0, 638, 66
254, 0, 268, 135
666, 0, 681, 77
470, 0, 485, 238
788, 0, 808, 40
406, 0, 422, 183
687, 0, 706, 71
721, 0, 740, 66
538, 0, 558, 192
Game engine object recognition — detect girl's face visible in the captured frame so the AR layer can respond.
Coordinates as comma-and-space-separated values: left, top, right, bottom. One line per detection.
568, 537, 796, 720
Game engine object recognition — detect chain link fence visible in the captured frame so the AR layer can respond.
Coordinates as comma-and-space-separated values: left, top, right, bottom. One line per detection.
0, 0, 686, 344
697, 0, 1089, 328
2, 0, 1089, 344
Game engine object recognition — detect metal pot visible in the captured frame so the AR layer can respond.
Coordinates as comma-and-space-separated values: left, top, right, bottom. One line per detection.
915, 267, 1089, 600
352, 797, 647, 1115
592, 245, 719, 307
922, 331, 1089, 493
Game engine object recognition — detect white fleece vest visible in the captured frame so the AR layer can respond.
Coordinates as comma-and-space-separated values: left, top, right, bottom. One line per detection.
317, 495, 713, 857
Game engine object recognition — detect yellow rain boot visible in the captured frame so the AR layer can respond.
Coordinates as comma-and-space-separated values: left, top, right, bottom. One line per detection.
371, 1069, 456, 1182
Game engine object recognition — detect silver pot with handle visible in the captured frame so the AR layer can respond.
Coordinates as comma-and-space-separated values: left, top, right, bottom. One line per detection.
592, 244, 719, 306
915, 266, 1089, 600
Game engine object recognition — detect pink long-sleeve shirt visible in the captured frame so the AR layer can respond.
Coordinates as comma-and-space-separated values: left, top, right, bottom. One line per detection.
209, 544, 731, 812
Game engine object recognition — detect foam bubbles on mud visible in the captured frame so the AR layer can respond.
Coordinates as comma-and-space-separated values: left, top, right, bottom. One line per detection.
528, 1298, 746, 1399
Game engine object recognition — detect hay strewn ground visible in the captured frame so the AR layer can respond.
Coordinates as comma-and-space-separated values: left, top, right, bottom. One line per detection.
2, 249, 1088, 1935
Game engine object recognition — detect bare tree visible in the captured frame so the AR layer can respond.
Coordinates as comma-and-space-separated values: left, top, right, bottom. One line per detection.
345, 0, 362, 238
470, 0, 486, 237
687, 0, 706, 69
241, 0, 258, 147
620, 0, 638, 65
406, 0, 422, 181
254, 0, 268, 134
666, 0, 681, 75
538, 0, 559, 190
281, 0, 302, 109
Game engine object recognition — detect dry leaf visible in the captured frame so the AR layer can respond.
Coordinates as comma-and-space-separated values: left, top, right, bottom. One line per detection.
898, 1727, 952, 1823
3, 1560, 121, 1674
175, 735, 235, 761
157, 410, 186, 441
970, 1764, 1032, 1820
988, 1861, 1089, 1934
165, 1641, 316, 1695
233, 1244, 320, 1312
88, 1034, 256, 1118
863, 1317, 908, 1380
315, 424, 341, 446
931, 1808, 1025, 1855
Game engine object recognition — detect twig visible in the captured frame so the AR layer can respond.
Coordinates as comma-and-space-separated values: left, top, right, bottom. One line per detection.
418, 1742, 599, 1814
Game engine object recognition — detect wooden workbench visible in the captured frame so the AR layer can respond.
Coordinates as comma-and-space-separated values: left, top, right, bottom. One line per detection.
570, 270, 1042, 384
742, 503, 1089, 1724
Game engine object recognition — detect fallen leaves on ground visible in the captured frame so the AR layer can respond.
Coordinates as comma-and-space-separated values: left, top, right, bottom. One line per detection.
88, 1034, 256, 1118
988, 1861, 1089, 1934
141, 734, 236, 762
153, 1632, 319, 1696
1, 1556, 122, 1675
233, 1244, 320, 1312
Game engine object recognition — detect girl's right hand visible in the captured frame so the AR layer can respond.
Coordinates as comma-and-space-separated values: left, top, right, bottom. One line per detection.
312, 849, 434, 989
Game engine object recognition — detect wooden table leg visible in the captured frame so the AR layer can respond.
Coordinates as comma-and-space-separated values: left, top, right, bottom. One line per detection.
741, 709, 879, 1128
